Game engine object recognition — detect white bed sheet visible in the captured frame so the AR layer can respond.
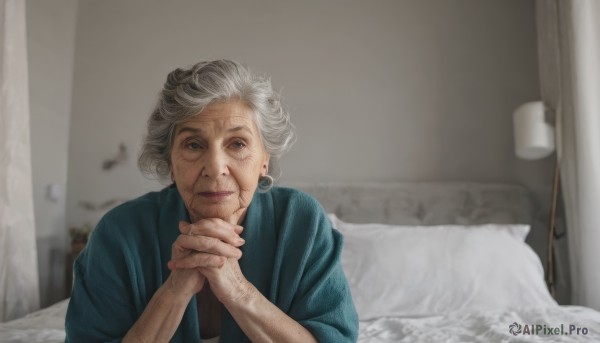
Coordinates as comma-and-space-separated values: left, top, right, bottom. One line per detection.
0, 299, 67, 343
358, 306, 600, 343
2, 300, 599, 343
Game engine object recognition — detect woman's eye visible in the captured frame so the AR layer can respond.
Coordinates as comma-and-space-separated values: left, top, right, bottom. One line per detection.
231, 140, 247, 150
184, 141, 202, 150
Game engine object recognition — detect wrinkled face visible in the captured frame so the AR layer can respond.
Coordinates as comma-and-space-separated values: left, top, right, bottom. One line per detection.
170, 100, 269, 224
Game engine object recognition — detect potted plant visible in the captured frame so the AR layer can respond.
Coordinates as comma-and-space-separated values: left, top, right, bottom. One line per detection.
69, 224, 92, 253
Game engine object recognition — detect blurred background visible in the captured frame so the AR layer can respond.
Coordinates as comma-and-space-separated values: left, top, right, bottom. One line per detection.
26, 0, 555, 307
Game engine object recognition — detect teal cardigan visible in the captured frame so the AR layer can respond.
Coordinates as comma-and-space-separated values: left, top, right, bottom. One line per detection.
65, 185, 358, 342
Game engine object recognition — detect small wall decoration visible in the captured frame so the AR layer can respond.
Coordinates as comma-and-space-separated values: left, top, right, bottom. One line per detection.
102, 143, 127, 170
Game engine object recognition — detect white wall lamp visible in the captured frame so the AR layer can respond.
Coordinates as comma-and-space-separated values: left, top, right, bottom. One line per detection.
513, 100, 560, 299
513, 101, 555, 159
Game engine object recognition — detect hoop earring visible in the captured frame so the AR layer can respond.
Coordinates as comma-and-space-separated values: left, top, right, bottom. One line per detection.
257, 175, 274, 193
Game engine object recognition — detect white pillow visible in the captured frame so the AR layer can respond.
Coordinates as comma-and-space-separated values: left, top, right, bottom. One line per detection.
329, 214, 557, 320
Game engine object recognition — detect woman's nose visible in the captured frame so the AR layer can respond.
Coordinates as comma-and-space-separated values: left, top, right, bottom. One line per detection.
201, 147, 228, 179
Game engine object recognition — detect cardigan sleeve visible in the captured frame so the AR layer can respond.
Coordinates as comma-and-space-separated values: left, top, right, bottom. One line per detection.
282, 194, 359, 342
65, 217, 139, 343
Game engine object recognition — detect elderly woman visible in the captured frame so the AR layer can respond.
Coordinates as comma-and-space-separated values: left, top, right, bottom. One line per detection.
65, 60, 358, 342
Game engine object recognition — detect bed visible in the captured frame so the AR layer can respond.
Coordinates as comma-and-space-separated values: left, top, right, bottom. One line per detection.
1, 182, 599, 342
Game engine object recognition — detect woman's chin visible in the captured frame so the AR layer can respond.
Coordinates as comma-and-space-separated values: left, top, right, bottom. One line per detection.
190, 204, 240, 223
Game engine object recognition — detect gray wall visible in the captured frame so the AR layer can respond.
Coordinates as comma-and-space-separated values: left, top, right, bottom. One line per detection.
28, 0, 559, 304
66, 0, 548, 219
26, 0, 78, 307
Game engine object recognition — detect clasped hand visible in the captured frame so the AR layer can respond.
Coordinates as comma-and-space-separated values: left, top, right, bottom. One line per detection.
166, 218, 250, 303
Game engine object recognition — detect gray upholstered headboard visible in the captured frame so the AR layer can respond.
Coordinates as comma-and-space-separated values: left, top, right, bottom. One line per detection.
282, 181, 559, 298
282, 182, 534, 226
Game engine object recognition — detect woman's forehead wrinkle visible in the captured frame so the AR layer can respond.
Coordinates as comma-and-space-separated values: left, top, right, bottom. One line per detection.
179, 114, 256, 137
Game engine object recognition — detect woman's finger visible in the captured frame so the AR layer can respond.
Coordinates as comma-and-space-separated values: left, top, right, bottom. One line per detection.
175, 235, 243, 258
179, 220, 244, 245
169, 252, 227, 270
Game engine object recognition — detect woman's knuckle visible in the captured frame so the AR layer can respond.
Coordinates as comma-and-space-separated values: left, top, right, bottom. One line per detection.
208, 237, 220, 249
205, 218, 218, 227
213, 255, 225, 267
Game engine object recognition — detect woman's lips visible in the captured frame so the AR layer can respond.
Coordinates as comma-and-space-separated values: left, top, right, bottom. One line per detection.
198, 191, 234, 201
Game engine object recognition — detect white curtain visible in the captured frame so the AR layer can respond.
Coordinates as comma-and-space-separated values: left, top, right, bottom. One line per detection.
537, 0, 600, 309
0, 0, 40, 321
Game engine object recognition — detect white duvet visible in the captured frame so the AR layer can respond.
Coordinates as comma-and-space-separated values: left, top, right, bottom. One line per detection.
1, 301, 599, 343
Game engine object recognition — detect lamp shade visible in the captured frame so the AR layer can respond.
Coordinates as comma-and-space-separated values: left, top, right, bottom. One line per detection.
513, 101, 555, 160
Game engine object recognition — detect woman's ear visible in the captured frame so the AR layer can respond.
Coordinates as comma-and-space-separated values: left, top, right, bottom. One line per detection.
262, 155, 270, 176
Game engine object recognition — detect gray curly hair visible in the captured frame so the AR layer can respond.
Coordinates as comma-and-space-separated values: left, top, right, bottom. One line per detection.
138, 60, 296, 183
